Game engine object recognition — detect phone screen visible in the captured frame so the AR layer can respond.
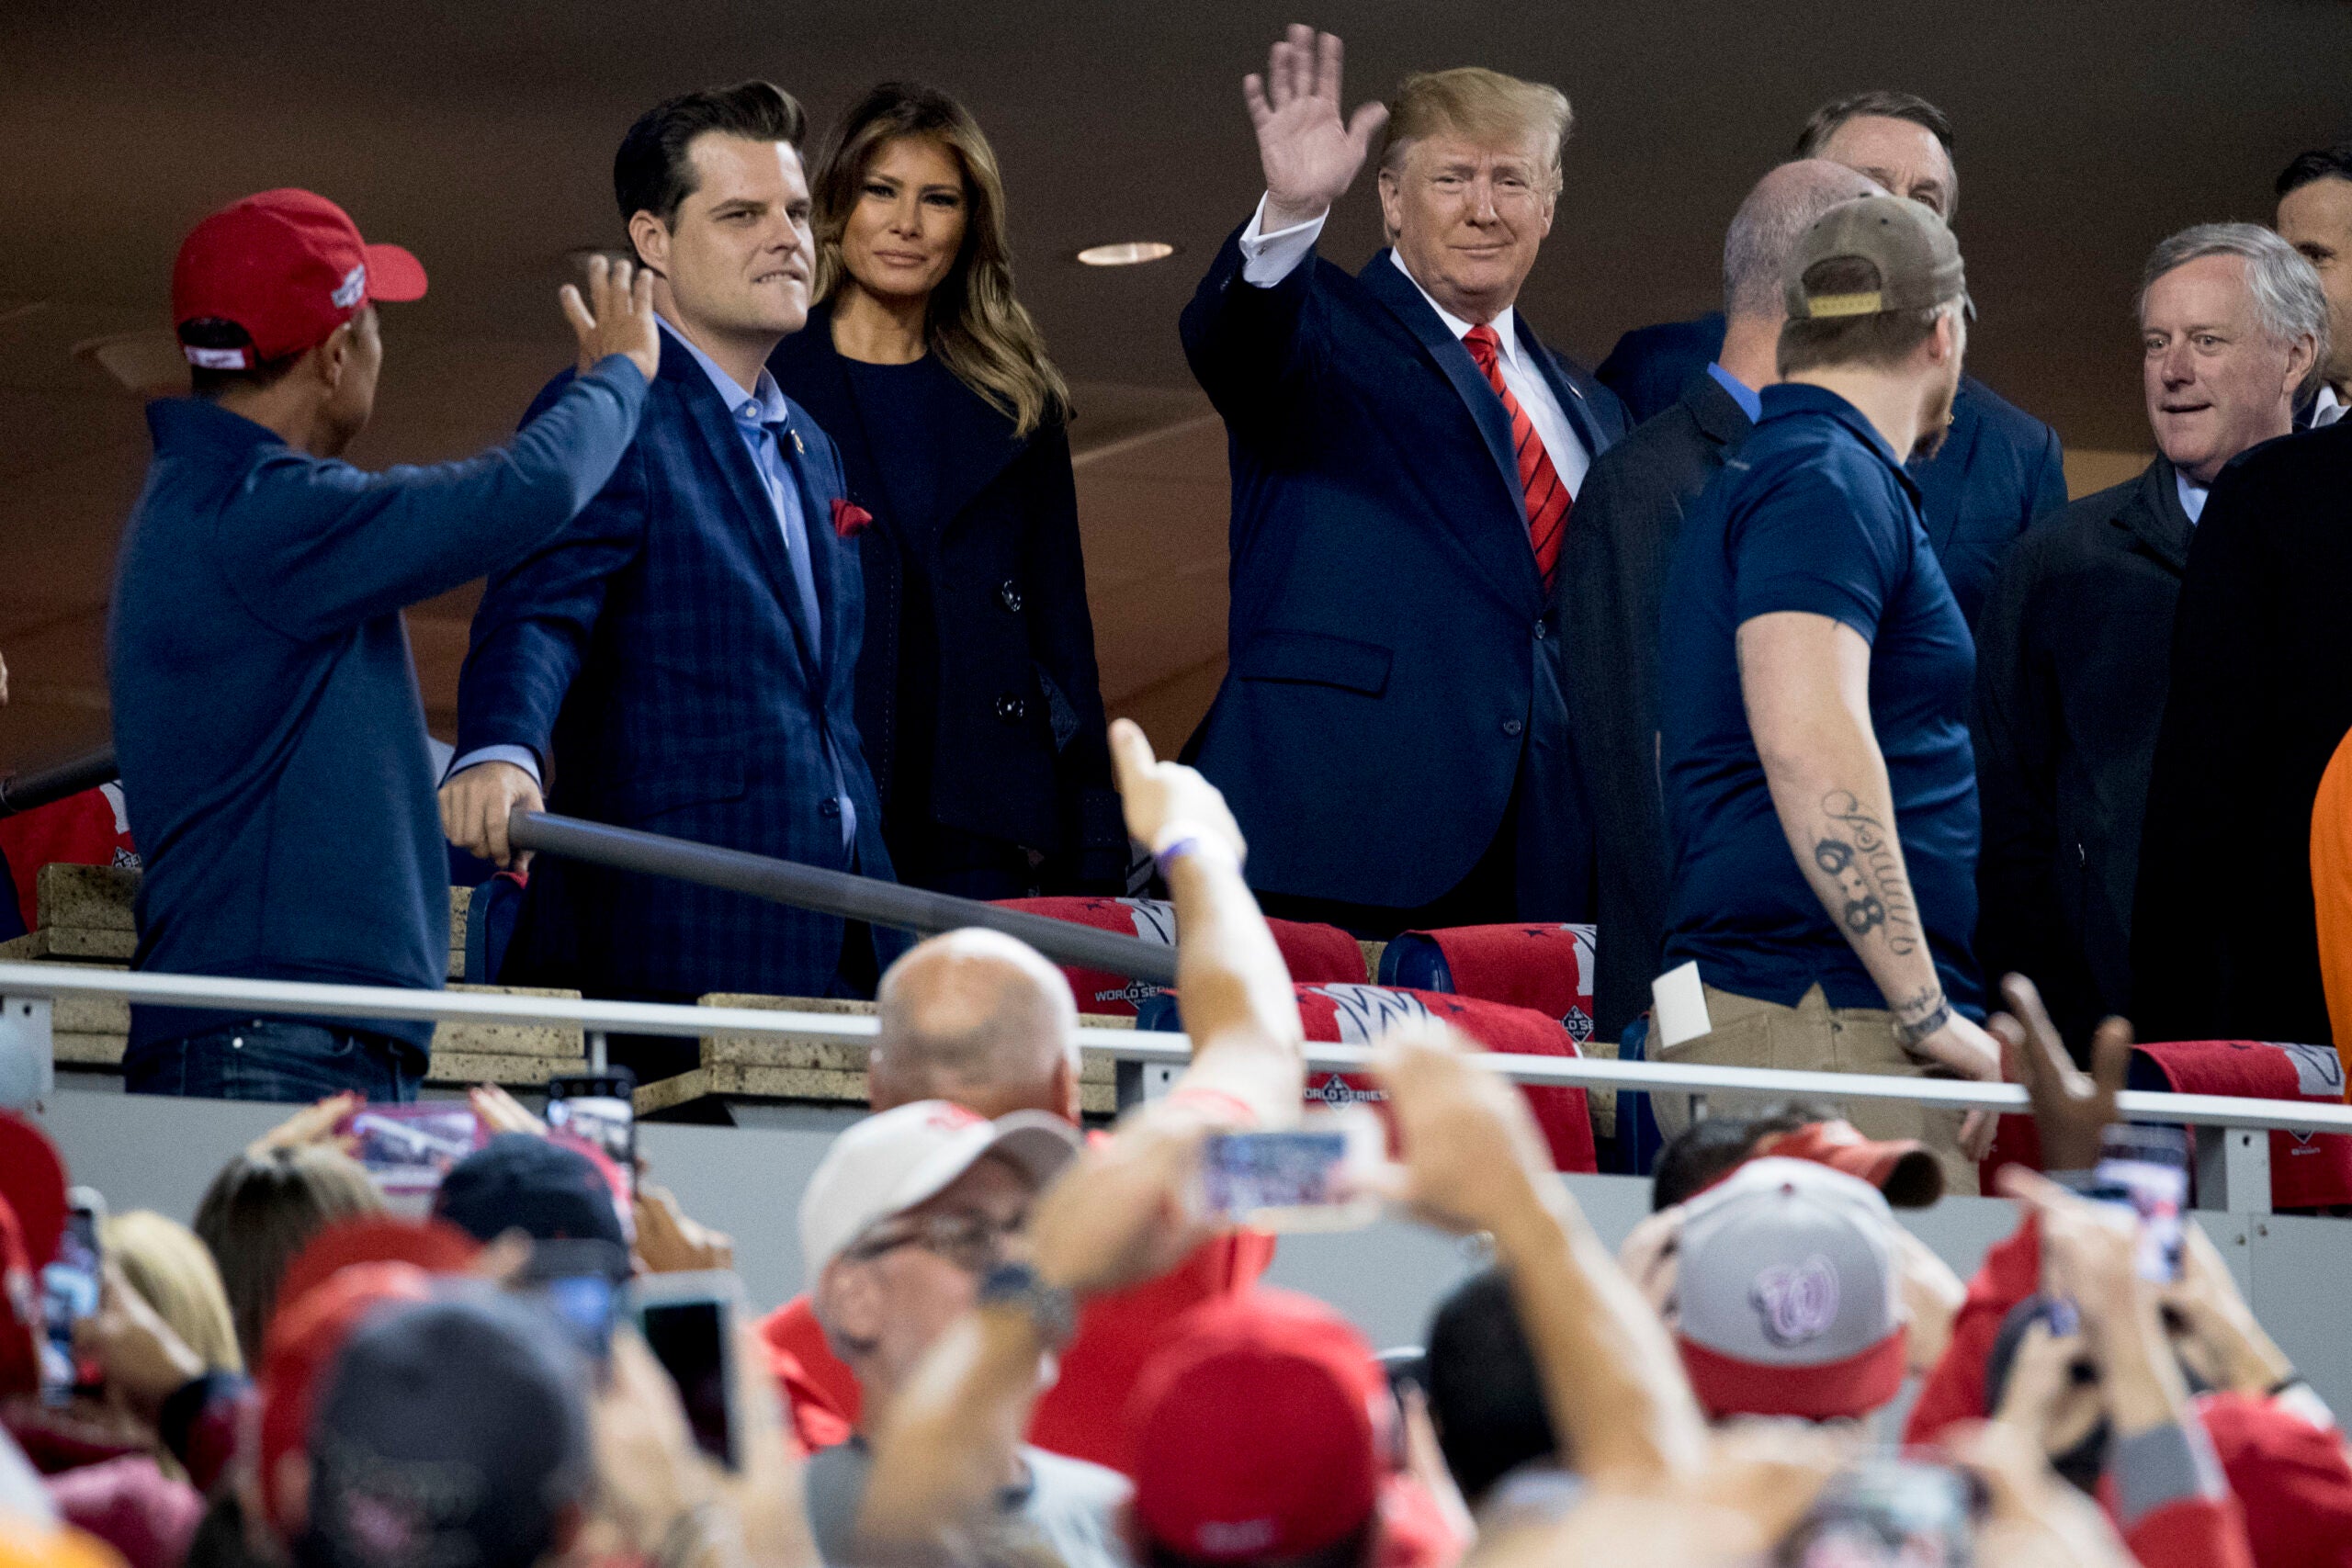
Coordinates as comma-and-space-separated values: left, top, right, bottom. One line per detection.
547, 1074, 637, 1198
1779, 1459, 1974, 1567
518, 1239, 628, 1366
40, 1207, 101, 1399
1198, 1119, 1379, 1231
2090, 1125, 2190, 1283
640, 1297, 735, 1468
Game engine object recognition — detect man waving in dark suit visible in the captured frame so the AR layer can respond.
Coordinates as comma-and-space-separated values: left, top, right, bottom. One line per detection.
442, 83, 901, 1066
1181, 25, 1629, 936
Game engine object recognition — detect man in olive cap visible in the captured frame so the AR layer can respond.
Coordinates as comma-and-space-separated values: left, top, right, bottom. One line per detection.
1654, 195, 2001, 1194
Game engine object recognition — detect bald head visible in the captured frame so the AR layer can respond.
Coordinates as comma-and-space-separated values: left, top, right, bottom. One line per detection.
1723, 159, 1885, 323
870, 929, 1080, 1122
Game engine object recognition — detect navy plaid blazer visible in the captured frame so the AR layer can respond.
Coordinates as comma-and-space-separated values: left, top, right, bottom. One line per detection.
457, 344, 903, 999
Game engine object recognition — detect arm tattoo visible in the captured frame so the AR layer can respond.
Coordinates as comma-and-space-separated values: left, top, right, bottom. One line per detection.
1810, 791, 1920, 956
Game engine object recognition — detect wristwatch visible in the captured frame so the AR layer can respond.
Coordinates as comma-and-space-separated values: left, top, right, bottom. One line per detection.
978, 1261, 1077, 1350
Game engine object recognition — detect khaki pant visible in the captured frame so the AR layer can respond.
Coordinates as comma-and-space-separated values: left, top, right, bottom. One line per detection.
1651, 983, 1980, 1197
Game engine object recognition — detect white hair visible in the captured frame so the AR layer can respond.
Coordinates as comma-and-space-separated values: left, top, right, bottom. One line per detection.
2140, 222, 2329, 400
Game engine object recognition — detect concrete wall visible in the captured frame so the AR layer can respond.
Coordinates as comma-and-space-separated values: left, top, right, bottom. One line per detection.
34, 1084, 2346, 1419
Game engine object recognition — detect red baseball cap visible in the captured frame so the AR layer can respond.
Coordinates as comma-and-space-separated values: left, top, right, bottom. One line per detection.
1126, 1289, 1388, 1562
257, 1260, 437, 1534
171, 188, 426, 369
273, 1215, 481, 1330
2198, 1393, 2352, 1568
1750, 1119, 1946, 1209
0, 1111, 68, 1270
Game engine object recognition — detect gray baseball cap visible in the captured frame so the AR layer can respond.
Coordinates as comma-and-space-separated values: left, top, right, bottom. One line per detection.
1674, 1157, 1906, 1420
1785, 194, 1968, 320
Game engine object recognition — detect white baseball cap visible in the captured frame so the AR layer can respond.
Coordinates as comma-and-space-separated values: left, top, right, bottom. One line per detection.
1674, 1157, 1906, 1421
797, 1100, 1082, 1277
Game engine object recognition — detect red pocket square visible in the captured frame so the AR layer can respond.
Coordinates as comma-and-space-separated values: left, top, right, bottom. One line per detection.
831, 498, 873, 539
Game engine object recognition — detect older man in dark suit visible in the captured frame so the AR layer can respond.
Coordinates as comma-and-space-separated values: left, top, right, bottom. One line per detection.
1181, 27, 1627, 936
1557, 158, 1878, 1043
443, 84, 903, 1076
1979, 225, 2324, 1052
1597, 91, 2066, 626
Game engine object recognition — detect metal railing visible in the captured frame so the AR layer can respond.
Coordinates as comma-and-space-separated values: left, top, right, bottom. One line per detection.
0, 745, 118, 818
6, 961, 2346, 1215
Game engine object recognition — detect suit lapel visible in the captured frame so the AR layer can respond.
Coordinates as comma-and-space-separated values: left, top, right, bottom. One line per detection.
1908, 380, 1984, 554
1356, 250, 1541, 608
663, 351, 823, 682
1515, 313, 1609, 467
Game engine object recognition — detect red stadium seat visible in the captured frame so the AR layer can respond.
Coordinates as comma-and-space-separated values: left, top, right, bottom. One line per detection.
2133, 1040, 2352, 1211
1376, 922, 1598, 1045
993, 897, 1366, 1017
0, 784, 139, 932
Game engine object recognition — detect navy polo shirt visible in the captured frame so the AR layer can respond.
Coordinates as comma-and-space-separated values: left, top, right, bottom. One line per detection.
1657, 383, 1983, 1017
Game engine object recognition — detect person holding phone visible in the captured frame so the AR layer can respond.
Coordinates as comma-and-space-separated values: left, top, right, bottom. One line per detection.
769, 82, 1119, 897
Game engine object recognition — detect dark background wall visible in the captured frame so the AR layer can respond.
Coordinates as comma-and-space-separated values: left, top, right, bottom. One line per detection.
4, 0, 2346, 771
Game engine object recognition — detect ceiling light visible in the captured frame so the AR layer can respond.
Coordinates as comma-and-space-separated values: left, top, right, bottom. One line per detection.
1075, 241, 1178, 267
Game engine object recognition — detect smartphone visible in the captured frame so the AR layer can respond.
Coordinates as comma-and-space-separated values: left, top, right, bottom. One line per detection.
1777, 1458, 1978, 1567
40, 1189, 105, 1402
1197, 1109, 1384, 1232
517, 1237, 629, 1368
2088, 1124, 2190, 1283
341, 1103, 487, 1200
546, 1071, 638, 1198
629, 1271, 741, 1469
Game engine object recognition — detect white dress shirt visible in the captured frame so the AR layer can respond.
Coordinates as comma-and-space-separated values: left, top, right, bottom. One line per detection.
2312, 383, 2346, 429
2177, 468, 2210, 525
1234, 196, 1591, 498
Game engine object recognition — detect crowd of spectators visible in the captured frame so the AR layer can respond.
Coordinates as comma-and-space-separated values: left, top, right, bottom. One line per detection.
8, 734, 2351, 1568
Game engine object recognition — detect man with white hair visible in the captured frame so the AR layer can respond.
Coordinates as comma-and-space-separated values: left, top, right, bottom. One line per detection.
1974, 223, 2324, 1050
2131, 229, 2347, 1044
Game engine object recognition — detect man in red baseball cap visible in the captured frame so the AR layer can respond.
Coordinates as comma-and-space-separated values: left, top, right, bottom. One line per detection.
109, 189, 662, 1101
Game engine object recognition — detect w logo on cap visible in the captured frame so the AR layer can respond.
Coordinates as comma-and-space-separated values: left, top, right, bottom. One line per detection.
1750, 1254, 1840, 1347
332, 263, 367, 310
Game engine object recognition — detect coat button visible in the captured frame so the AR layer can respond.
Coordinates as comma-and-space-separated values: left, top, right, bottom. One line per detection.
1501, 718, 1525, 737
996, 694, 1029, 723
999, 580, 1024, 614
1532, 619, 1548, 639
819, 796, 841, 818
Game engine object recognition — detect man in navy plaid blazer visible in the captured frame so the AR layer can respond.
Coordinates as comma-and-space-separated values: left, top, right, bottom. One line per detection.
444, 83, 903, 1039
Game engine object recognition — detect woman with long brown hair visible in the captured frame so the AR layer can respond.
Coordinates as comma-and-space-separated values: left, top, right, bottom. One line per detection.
770, 83, 1120, 897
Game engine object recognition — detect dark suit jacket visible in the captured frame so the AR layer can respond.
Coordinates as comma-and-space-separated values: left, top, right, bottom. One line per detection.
1596, 311, 2068, 624
457, 345, 902, 999
1179, 232, 1629, 912
768, 305, 1120, 887
2133, 422, 2352, 1044
1973, 458, 2191, 1052
1555, 369, 1753, 1042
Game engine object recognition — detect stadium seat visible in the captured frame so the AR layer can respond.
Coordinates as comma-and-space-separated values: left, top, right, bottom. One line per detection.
1138, 982, 1598, 1173
462, 871, 528, 986
2132, 1040, 2352, 1211
993, 897, 1367, 1018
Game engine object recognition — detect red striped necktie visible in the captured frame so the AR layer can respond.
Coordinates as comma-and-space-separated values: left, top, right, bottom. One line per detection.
1464, 322, 1571, 592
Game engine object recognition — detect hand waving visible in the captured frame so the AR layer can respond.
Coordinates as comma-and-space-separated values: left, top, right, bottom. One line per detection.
1245, 26, 1390, 231
561, 254, 661, 383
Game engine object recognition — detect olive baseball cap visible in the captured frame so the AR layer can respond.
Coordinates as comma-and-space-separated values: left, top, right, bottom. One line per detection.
1785, 194, 1967, 320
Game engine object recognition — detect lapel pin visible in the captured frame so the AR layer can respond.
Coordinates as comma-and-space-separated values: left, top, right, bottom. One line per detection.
792, 428, 807, 455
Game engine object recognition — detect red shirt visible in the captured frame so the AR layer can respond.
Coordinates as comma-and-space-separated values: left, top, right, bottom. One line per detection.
760, 1228, 1276, 1473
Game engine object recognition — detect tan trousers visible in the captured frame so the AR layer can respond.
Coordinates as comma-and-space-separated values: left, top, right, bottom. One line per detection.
1651, 983, 1980, 1197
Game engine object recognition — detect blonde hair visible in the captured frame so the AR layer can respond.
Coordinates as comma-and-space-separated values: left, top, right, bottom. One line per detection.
1378, 68, 1574, 193
812, 83, 1071, 438
103, 1210, 244, 1373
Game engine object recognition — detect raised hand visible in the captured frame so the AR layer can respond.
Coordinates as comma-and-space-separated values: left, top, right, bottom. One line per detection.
1244, 25, 1390, 231
561, 254, 661, 383
1988, 973, 2131, 1171
1108, 717, 1246, 864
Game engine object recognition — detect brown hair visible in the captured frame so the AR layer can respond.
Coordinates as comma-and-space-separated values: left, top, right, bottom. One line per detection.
811, 83, 1069, 437
1776, 256, 1949, 378
1792, 90, 1959, 219
192, 1145, 383, 1369
104, 1210, 245, 1373
615, 80, 806, 263
1377, 68, 1573, 192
